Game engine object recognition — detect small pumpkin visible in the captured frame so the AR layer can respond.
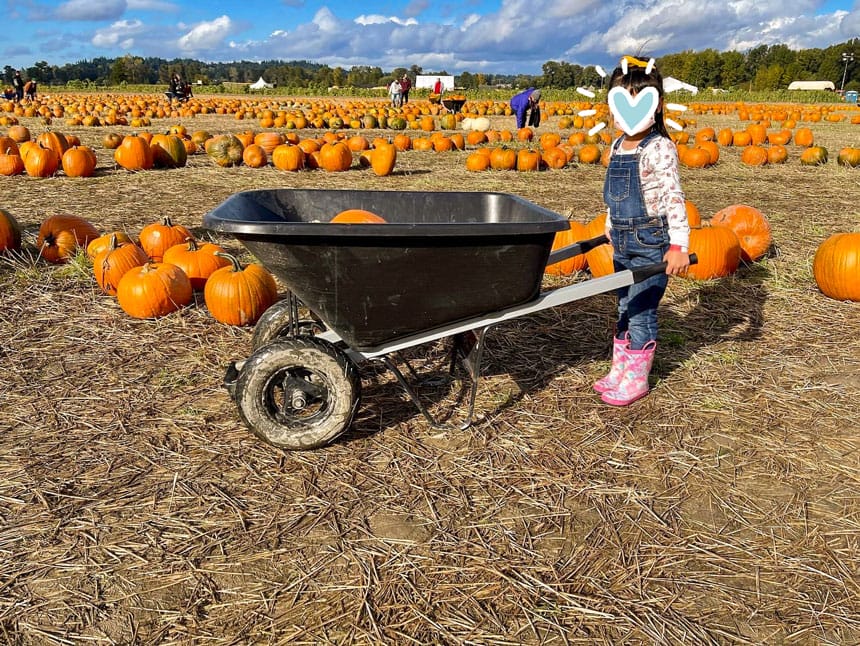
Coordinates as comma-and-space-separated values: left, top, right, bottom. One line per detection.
138, 216, 193, 262
516, 148, 542, 172
203, 252, 278, 326
37, 214, 100, 263
0, 208, 22, 253
465, 152, 490, 172
102, 132, 124, 149
242, 143, 268, 168
93, 234, 149, 296
162, 237, 231, 290
813, 232, 860, 301
116, 262, 193, 319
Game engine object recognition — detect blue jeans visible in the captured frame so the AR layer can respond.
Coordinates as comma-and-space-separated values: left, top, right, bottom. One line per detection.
610, 216, 669, 349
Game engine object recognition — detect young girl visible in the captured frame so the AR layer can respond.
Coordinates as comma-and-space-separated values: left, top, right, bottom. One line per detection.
593, 57, 690, 406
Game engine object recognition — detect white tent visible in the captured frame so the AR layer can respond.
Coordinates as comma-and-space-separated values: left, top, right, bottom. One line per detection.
249, 77, 273, 90
788, 80, 835, 91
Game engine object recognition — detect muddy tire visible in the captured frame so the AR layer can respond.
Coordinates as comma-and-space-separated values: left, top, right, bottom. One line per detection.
252, 299, 325, 350
235, 337, 360, 450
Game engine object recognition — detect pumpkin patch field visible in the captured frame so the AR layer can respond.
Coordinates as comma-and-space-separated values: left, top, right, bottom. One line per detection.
1, 92, 859, 644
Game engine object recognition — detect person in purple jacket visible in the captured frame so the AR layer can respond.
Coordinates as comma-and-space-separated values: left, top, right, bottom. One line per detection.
510, 87, 541, 128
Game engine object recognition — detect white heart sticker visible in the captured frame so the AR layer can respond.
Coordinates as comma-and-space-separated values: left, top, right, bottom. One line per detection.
608, 86, 659, 136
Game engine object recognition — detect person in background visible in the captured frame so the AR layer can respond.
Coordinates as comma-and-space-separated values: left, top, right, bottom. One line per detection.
388, 78, 402, 107
24, 79, 37, 102
11, 70, 24, 103
592, 56, 690, 406
399, 74, 412, 104
433, 77, 443, 95
510, 87, 541, 129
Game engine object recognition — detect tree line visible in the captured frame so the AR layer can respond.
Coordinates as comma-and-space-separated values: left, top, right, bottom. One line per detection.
3, 38, 858, 92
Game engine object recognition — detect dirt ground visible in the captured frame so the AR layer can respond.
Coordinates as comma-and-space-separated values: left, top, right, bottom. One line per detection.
1, 100, 859, 644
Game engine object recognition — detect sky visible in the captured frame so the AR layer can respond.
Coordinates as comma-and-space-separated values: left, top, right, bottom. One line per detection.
3, 0, 860, 76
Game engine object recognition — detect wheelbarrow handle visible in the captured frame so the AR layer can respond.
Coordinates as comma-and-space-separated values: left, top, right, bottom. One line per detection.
631, 253, 698, 283
546, 234, 609, 266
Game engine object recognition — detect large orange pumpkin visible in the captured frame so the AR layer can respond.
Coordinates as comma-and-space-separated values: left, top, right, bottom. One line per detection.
545, 220, 589, 276
203, 253, 278, 326
370, 141, 397, 177
684, 225, 741, 280
116, 262, 193, 319
138, 216, 193, 262
37, 214, 100, 263
813, 233, 860, 301
162, 238, 230, 290
318, 141, 353, 172
584, 213, 615, 277
711, 204, 772, 263
0, 208, 22, 252
93, 234, 149, 296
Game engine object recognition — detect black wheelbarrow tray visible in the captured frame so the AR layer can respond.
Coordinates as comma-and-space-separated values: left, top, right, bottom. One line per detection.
203, 189, 690, 450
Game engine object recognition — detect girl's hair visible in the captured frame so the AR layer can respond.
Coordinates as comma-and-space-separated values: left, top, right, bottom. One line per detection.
608, 63, 670, 139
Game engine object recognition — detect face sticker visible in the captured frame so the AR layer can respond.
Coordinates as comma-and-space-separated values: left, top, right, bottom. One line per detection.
607, 86, 659, 136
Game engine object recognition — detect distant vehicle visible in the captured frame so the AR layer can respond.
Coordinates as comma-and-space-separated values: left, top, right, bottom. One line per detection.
787, 80, 836, 91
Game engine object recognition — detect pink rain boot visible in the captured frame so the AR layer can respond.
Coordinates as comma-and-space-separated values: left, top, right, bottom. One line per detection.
593, 334, 630, 394
601, 341, 656, 406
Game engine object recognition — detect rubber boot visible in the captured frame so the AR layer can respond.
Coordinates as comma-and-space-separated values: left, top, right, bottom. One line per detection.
593, 334, 630, 394
601, 341, 656, 406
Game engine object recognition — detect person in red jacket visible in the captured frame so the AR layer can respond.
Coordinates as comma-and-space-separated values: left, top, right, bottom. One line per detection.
399, 75, 412, 104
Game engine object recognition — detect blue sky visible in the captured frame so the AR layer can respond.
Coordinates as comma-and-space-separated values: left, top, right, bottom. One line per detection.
4, 0, 859, 75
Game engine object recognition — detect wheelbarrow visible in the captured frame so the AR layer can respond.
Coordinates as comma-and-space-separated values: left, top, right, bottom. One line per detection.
203, 189, 694, 450
441, 97, 467, 114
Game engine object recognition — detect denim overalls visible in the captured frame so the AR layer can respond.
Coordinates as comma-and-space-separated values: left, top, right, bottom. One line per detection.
603, 131, 670, 350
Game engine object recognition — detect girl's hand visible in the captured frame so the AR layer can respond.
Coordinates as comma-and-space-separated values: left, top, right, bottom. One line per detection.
664, 248, 690, 276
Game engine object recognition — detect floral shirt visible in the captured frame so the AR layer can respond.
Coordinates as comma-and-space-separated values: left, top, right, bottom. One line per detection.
607, 135, 690, 248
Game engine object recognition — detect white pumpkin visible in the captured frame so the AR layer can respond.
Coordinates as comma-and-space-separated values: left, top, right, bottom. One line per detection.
461, 118, 474, 131
472, 117, 491, 132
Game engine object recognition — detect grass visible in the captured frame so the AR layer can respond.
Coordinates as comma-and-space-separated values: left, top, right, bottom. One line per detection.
1, 93, 859, 644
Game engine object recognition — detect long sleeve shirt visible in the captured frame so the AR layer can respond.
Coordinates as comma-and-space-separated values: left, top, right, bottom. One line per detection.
606, 136, 690, 249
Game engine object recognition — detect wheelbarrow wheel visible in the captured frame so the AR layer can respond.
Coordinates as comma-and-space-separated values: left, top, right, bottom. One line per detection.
235, 337, 360, 450
252, 299, 325, 350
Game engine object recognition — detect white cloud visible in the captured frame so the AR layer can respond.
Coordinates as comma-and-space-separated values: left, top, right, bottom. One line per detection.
355, 15, 418, 26
56, 0, 127, 21
127, 0, 180, 11
92, 19, 144, 47
177, 15, 234, 53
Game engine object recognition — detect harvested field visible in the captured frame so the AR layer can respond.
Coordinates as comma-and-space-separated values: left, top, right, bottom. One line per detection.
1, 100, 859, 644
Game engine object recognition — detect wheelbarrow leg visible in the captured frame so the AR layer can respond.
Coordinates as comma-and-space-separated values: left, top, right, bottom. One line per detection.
375, 327, 489, 431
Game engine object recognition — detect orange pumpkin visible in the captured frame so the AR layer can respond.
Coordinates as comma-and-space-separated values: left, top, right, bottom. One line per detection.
710, 204, 772, 263
800, 146, 828, 166
0, 208, 22, 252
116, 262, 193, 319
87, 230, 134, 259
545, 220, 589, 276
370, 141, 397, 177
330, 209, 387, 224
813, 233, 860, 301
242, 143, 268, 168
203, 253, 279, 326
114, 135, 154, 171
37, 214, 100, 263
465, 152, 490, 171
162, 238, 231, 290
740, 145, 768, 166
318, 142, 353, 172
93, 234, 149, 296
584, 213, 615, 277
684, 225, 742, 280
516, 148, 541, 172
138, 216, 193, 262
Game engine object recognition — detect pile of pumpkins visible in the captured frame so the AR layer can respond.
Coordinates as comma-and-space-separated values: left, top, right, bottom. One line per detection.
0, 209, 278, 324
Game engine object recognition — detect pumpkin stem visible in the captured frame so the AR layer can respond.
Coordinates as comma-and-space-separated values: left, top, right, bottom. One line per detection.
185, 236, 198, 251
214, 251, 242, 272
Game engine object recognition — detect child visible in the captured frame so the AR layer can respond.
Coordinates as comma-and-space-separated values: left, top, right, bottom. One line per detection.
593, 57, 690, 406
